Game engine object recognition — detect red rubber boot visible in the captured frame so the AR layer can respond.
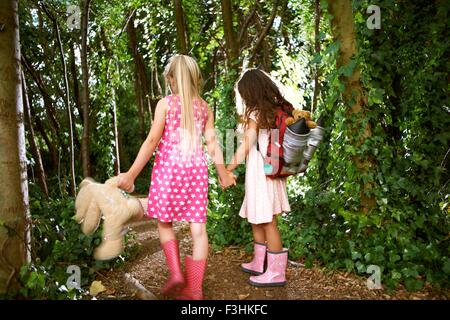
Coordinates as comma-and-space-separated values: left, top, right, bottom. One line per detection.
176, 255, 207, 300
160, 239, 185, 296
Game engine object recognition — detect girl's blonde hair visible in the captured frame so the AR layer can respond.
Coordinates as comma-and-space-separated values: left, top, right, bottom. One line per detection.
164, 55, 202, 156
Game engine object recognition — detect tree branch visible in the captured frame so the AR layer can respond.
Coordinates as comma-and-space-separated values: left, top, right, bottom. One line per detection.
249, 0, 279, 66
238, 6, 257, 45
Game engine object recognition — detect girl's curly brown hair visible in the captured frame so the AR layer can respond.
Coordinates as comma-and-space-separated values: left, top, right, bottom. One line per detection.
236, 69, 293, 129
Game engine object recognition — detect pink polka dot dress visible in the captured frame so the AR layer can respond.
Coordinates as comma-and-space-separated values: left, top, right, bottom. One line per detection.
147, 95, 209, 224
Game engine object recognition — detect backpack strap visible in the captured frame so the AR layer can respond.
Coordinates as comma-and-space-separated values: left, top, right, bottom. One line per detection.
257, 109, 290, 178
256, 109, 284, 159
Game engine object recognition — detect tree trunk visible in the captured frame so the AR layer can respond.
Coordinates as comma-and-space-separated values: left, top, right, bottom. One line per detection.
220, 0, 239, 65
21, 53, 61, 138
70, 43, 83, 125
56, 25, 76, 196
111, 87, 120, 175
150, 63, 163, 115
67, 44, 81, 153
312, 0, 321, 114
41, 3, 76, 196
173, 0, 188, 54
81, 0, 92, 178
29, 100, 58, 170
249, 0, 279, 67
0, 0, 30, 295
22, 72, 48, 198
127, 14, 151, 140
327, 0, 376, 212
154, 62, 163, 97
100, 28, 121, 175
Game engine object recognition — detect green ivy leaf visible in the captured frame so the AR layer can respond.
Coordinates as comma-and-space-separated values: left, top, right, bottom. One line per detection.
443, 259, 450, 274
404, 278, 424, 292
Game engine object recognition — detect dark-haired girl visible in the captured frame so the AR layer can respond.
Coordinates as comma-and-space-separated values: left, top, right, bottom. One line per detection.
226, 69, 291, 287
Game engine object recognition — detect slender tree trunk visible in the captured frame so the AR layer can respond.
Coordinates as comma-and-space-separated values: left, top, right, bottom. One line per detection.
56, 25, 76, 196
41, 3, 76, 196
29, 101, 58, 170
211, 48, 218, 119
100, 28, 121, 175
65, 45, 81, 155
127, 14, 151, 140
21, 54, 61, 138
220, 0, 239, 65
0, 0, 30, 295
22, 72, 48, 198
118, 131, 130, 172
173, 0, 188, 54
70, 44, 82, 124
111, 88, 120, 175
67, 44, 81, 153
81, 0, 92, 177
327, 0, 375, 212
238, 6, 256, 45
151, 63, 163, 115
312, 0, 321, 115
154, 63, 163, 97
249, 0, 279, 67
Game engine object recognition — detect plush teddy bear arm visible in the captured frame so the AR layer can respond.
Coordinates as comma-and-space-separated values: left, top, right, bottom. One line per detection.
79, 177, 96, 189
94, 238, 124, 261
126, 198, 145, 223
75, 180, 103, 235
75, 178, 94, 223
105, 176, 120, 187
81, 200, 102, 235
306, 120, 318, 129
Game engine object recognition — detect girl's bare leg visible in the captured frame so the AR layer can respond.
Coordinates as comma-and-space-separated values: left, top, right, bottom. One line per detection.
190, 223, 209, 260
263, 216, 283, 252
251, 223, 266, 244
158, 221, 176, 244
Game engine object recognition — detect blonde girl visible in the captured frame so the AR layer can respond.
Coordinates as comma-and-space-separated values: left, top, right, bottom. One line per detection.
119, 55, 235, 299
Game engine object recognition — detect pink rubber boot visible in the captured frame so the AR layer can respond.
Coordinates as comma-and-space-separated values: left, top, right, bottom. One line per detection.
176, 255, 207, 300
241, 242, 267, 275
161, 239, 185, 296
248, 249, 288, 287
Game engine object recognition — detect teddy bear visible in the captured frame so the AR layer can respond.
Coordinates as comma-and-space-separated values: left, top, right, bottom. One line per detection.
74, 176, 147, 261
285, 109, 317, 129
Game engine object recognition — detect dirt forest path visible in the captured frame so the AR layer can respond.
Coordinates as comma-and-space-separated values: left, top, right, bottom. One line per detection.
98, 220, 449, 300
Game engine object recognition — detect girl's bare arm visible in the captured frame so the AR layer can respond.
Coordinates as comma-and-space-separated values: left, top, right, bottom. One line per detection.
226, 119, 258, 172
118, 99, 167, 191
204, 106, 235, 188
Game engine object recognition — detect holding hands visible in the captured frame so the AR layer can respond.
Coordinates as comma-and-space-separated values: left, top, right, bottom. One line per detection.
219, 169, 237, 190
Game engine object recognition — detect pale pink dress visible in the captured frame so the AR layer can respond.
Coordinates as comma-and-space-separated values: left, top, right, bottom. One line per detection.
239, 113, 291, 224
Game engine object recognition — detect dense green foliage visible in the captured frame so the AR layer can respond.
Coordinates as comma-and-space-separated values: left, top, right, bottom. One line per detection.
19, 0, 449, 298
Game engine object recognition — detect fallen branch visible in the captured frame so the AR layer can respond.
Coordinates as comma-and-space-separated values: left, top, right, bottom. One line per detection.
124, 273, 158, 300
288, 260, 305, 268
